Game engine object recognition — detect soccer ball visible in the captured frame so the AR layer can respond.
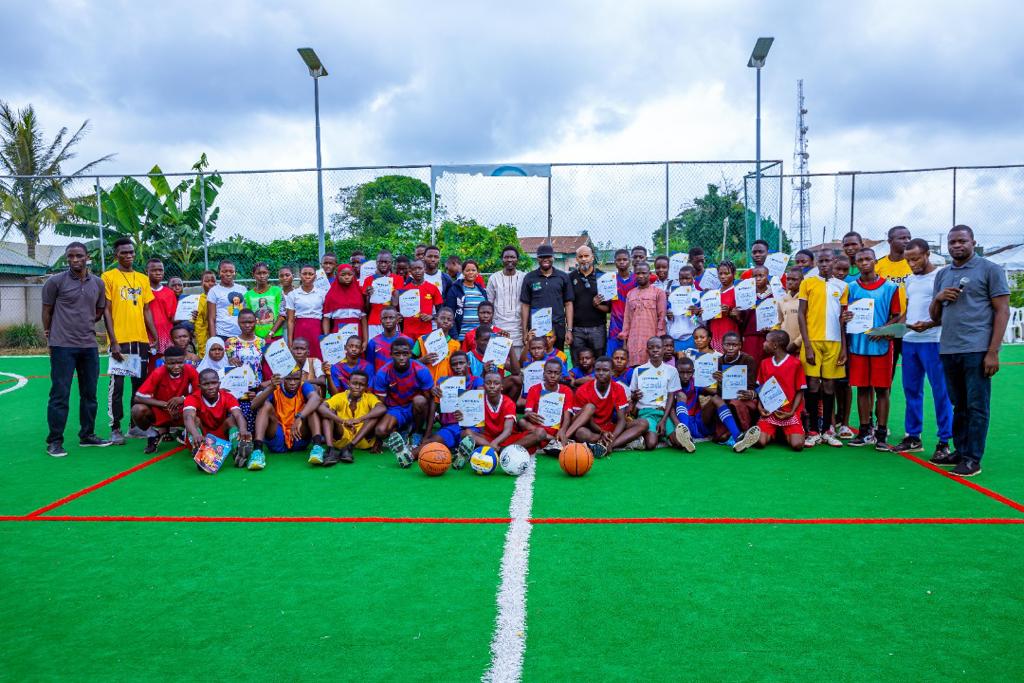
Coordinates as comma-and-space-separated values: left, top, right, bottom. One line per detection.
499, 444, 530, 476
470, 445, 498, 475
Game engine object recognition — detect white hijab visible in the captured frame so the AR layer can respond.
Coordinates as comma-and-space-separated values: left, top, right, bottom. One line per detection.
197, 337, 229, 375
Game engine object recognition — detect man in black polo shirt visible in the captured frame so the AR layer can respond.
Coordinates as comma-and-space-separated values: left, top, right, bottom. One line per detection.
569, 244, 609, 364
520, 243, 573, 352
42, 242, 116, 456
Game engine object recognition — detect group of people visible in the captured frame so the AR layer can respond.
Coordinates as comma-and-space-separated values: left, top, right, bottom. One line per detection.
43, 224, 1010, 477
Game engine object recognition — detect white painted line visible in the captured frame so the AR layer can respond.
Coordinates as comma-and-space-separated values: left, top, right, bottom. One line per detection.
0, 371, 29, 396
482, 456, 536, 683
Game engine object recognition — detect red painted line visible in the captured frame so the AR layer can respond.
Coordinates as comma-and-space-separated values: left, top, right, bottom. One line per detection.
530, 517, 1024, 525
26, 446, 185, 517
896, 451, 1024, 515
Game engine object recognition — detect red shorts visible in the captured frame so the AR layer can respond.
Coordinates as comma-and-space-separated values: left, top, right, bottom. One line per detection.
848, 352, 893, 388
149, 405, 183, 428
757, 417, 805, 438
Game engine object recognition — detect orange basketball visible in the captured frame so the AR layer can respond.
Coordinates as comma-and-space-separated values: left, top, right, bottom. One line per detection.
418, 442, 452, 477
559, 442, 593, 477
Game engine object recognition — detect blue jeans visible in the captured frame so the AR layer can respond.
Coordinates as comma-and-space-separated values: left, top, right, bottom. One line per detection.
940, 352, 991, 463
902, 341, 952, 442
48, 346, 100, 444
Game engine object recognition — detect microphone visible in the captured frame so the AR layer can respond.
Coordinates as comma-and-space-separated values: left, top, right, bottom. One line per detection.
943, 276, 969, 306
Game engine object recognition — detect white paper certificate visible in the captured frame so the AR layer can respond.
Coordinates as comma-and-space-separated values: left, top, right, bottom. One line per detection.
313, 270, 331, 295
597, 273, 618, 302
423, 329, 450, 366
537, 391, 565, 428
700, 290, 722, 321
531, 307, 553, 337
397, 289, 420, 318
734, 279, 757, 310
483, 335, 513, 366
108, 353, 142, 378
369, 277, 393, 305
756, 300, 780, 330
221, 365, 254, 399
440, 376, 466, 414
319, 332, 348, 365
669, 286, 698, 315
359, 261, 377, 280
264, 338, 298, 377
846, 298, 876, 335
523, 361, 545, 393
765, 252, 790, 279
769, 276, 786, 301
669, 252, 688, 281
694, 354, 717, 388
698, 269, 721, 291
174, 294, 199, 321
458, 389, 485, 427
335, 323, 359, 342
638, 369, 667, 407
758, 376, 788, 414
721, 365, 747, 400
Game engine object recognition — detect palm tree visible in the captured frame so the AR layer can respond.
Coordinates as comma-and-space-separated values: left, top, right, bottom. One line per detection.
0, 102, 114, 259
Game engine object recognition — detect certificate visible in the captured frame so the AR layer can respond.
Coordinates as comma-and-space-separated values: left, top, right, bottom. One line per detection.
669, 286, 698, 315
537, 391, 565, 428
439, 376, 465, 414
734, 278, 757, 310
313, 270, 331, 294
765, 252, 790, 279
769, 276, 786, 301
638, 369, 667, 407
698, 269, 720, 291
359, 260, 377, 280
523, 361, 545, 393
758, 376, 788, 414
668, 252, 688, 281
483, 335, 513, 366
335, 323, 359, 342
319, 332, 348, 365
423, 329, 450, 366
700, 290, 722, 321
221, 366, 254, 399
756, 300, 779, 330
264, 338, 298, 377
597, 273, 618, 302
108, 353, 142, 378
174, 294, 199, 321
531, 307, 553, 338
721, 365, 747, 400
846, 298, 875, 334
694, 354, 717, 388
369, 277, 393, 305
457, 389, 485, 427
398, 289, 420, 318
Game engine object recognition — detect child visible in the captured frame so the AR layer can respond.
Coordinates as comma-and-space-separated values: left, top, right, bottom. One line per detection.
738, 265, 775, 367
366, 307, 407, 372
394, 258, 441, 341
224, 309, 266, 433
394, 255, 411, 280
569, 347, 596, 387
660, 335, 676, 367
519, 335, 557, 406
168, 276, 184, 299
131, 347, 200, 453
828, 256, 856, 439
700, 331, 761, 452
183, 368, 252, 467
706, 261, 741, 353
245, 262, 284, 340
318, 369, 387, 465
469, 326, 522, 399
371, 337, 434, 467
605, 249, 637, 356
325, 335, 374, 395
193, 270, 217, 356
413, 306, 461, 384
666, 265, 698, 353
667, 356, 710, 453
619, 262, 667, 366
361, 251, 406, 339
207, 259, 248, 340
459, 370, 547, 457
542, 330, 571, 370
775, 266, 804, 357
323, 263, 368, 339
610, 347, 634, 393
564, 356, 646, 455
146, 258, 177, 354
286, 264, 326, 360
417, 351, 484, 468
196, 337, 229, 377
461, 301, 505, 353
521, 358, 576, 455
248, 370, 325, 470
753, 330, 807, 451
154, 325, 198, 368
651, 255, 673, 292
289, 336, 326, 392
627, 336, 681, 450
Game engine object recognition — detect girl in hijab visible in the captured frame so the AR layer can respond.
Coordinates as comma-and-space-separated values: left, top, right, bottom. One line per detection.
322, 263, 367, 342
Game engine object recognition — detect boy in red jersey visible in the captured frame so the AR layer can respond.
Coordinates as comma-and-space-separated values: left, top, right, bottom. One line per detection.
459, 371, 546, 456
183, 368, 251, 467
131, 347, 199, 453
520, 358, 575, 455
754, 330, 807, 451
564, 355, 647, 455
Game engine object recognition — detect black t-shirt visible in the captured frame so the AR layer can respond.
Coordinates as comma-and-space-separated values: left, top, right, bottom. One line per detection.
569, 267, 607, 327
519, 268, 572, 324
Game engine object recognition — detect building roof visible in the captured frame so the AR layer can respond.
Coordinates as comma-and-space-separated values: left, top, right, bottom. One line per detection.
0, 246, 48, 275
519, 235, 592, 255
0, 241, 64, 267
807, 238, 884, 252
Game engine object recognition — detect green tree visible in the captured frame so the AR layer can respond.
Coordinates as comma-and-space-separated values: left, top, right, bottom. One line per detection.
435, 219, 532, 273
0, 102, 114, 259
330, 174, 432, 256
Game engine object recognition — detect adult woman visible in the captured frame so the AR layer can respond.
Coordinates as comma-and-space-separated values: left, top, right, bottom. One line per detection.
244, 262, 284, 340
443, 259, 489, 341
197, 337, 230, 376
286, 264, 326, 359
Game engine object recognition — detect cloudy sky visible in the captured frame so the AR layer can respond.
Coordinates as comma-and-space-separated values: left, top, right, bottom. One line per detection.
3, 0, 1022, 247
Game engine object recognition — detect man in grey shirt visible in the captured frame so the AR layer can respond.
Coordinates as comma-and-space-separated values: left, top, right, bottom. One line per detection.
928, 225, 1010, 477
42, 243, 117, 456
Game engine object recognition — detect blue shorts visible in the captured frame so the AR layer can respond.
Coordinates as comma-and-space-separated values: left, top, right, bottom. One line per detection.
434, 424, 480, 449
387, 405, 415, 431
265, 425, 310, 453
674, 410, 708, 440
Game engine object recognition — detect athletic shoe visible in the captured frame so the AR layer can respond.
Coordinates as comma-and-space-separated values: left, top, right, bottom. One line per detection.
409, 433, 423, 449
733, 426, 761, 453
625, 436, 646, 451
588, 442, 609, 459
234, 435, 253, 468
173, 430, 186, 445
454, 436, 475, 470
46, 441, 67, 458
874, 429, 891, 452
951, 459, 981, 477
673, 423, 696, 453
247, 449, 266, 470
339, 445, 355, 464
109, 429, 126, 446
836, 425, 856, 440
144, 436, 160, 454
385, 433, 413, 468
930, 443, 957, 467
803, 432, 821, 448
542, 439, 564, 456
821, 432, 844, 448
126, 426, 149, 439
724, 436, 737, 448
894, 436, 924, 453
79, 434, 112, 448
322, 447, 341, 467
848, 431, 876, 447
308, 444, 325, 465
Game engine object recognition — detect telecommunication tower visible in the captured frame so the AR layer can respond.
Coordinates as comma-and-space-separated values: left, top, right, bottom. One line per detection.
790, 79, 811, 248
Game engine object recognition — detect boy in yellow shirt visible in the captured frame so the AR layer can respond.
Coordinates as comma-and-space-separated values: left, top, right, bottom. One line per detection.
317, 369, 386, 465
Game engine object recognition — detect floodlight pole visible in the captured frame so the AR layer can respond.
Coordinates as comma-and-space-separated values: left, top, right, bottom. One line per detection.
313, 74, 326, 261
755, 64, 762, 242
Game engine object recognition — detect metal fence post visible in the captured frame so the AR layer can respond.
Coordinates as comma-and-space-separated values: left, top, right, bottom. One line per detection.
546, 175, 552, 244
849, 172, 856, 231
664, 162, 670, 256
95, 178, 105, 273
778, 166, 784, 252
429, 166, 436, 244
199, 170, 208, 270
952, 167, 958, 226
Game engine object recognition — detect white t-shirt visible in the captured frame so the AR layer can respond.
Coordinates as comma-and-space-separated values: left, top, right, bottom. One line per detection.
486, 270, 526, 346
423, 270, 444, 291
904, 269, 940, 343
286, 287, 326, 319
628, 361, 682, 411
208, 283, 248, 337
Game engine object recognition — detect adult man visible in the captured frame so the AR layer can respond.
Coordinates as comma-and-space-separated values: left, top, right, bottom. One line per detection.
102, 237, 157, 445
740, 239, 769, 279
486, 245, 526, 356
422, 245, 446, 293
568, 244, 609, 363
928, 225, 1010, 477
520, 243, 573, 352
42, 242, 115, 456
875, 225, 912, 374
896, 238, 952, 460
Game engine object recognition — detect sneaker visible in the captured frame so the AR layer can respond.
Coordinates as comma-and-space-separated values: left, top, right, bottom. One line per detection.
674, 423, 696, 453
308, 444, 325, 465
79, 434, 112, 448
234, 436, 253, 468
588, 442, 608, 459
109, 429, 126, 446
322, 447, 341, 467
454, 436, 475, 470
733, 426, 761, 453
874, 429, 891, 452
46, 441, 68, 458
848, 431, 876, 447
951, 459, 981, 477
821, 432, 844, 448
542, 439, 564, 456
929, 443, 957, 467
173, 430, 186, 445
625, 436, 646, 451
144, 436, 160, 454
894, 436, 924, 453
724, 436, 737, 449
339, 446, 355, 464
409, 433, 423, 449
803, 432, 821, 448
836, 425, 856, 440
126, 426, 149, 439
385, 433, 413, 468
247, 449, 266, 470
